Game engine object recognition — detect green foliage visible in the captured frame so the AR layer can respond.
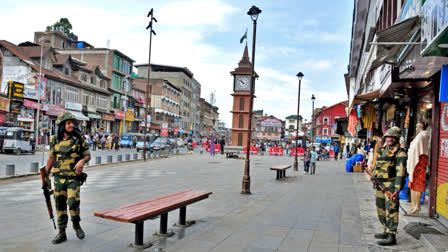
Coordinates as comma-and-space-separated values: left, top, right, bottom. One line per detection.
46, 18, 73, 34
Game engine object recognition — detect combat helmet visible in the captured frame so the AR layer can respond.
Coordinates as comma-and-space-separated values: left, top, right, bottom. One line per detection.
56, 112, 76, 125
383, 126, 401, 139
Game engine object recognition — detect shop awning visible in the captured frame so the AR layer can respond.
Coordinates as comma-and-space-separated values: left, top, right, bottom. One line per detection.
371, 16, 420, 70
349, 89, 380, 111
400, 56, 448, 79
67, 110, 89, 121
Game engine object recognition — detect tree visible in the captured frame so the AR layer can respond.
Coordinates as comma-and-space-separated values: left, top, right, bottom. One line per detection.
46, 18, 72, 34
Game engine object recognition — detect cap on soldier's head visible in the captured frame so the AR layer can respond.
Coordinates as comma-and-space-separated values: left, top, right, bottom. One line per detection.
383, 126, 401, 139
56, 111, 76, 125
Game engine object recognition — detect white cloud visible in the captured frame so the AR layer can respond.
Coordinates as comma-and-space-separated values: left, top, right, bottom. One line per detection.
293, 59, 333, 72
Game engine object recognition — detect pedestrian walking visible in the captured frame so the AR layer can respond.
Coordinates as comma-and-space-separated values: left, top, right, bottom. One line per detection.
304, 147, 311, 174
106, 134, 112, 150
100, 135, 106, 150
333, 143, 339, 161
285, 143, 290, 155
210, 136, 215, 156
114, 134, 120, 150
92, 134, 98, 151
133, 135, 137, 148
310, 146, 318, 175
371, 126, 406, 246
346, 143, 351, 159
45, 112, 90, 244
219, 137, 225, 155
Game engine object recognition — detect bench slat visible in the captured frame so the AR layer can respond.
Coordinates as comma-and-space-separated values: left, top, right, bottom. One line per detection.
270, 165, 292, 170
94, 190, 212, 223
112, 191, 208, 220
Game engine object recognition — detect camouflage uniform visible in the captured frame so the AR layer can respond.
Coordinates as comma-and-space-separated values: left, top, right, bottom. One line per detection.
373, 128, 407, 235
49, 113, 90, 229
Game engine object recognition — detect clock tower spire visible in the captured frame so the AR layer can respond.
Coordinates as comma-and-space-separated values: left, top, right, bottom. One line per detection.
229, 45, 258, 146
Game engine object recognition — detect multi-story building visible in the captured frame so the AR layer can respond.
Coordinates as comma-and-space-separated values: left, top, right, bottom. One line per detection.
284, 115, 302, 138
34, 30, 94, 50
257, 115, 282, 142
56, 47, 135, 134
135, 64, 195, 135
312, 102, 346, 144
199, 98, 214, 137
133, 78, 181, 135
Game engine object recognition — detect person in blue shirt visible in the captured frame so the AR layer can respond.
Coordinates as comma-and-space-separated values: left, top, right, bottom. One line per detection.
310, 146, 318, 175
333, 143, 340, 161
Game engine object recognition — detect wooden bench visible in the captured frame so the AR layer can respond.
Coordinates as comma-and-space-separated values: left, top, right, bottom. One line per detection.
94, 190, 212, 248
225, 150, 238, 158
270, 165, 292, 180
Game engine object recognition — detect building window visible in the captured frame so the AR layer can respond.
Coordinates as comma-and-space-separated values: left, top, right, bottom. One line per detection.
111, 93, 121, 109
239, 97, 244, 111
81, 73, 87, 82
65, 86, 79, 103
323, 128, 328, 136
113, 54, 122, 71
90, 76, 96, 85
238, 115, 244, 128
64, 68, 69, 75
238, 133, 243, 146
99, 79, 106, 88
323, 117, 329, 125
112, 73, 122, 90
97, 96, 108, 109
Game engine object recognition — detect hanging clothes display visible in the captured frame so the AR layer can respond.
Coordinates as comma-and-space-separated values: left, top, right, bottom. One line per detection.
348, 109, 359, 137
361, 103, 376, 129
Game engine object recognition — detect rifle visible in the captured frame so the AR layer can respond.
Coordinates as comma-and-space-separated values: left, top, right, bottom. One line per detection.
39, 166, 57, 229
365, 168, 408, 215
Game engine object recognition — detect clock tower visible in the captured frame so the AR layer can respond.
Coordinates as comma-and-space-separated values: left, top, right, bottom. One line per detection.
230, 45, 258, 146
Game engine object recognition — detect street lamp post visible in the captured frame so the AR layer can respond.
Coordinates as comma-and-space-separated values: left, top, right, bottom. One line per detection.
311, 94, 316, 142
143, 8, 157, 161
121, 77, 130, 135
242, 5, 261, 195
37, 36, 49, 165
293, 72, 303, 171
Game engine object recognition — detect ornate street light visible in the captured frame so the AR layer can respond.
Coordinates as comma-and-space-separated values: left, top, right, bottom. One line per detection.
242, 5, 261, 195
293, 72, 303, 171
311, 94, 316, 142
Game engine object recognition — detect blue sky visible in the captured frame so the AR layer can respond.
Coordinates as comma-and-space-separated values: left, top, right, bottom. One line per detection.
0, 0, 353, 127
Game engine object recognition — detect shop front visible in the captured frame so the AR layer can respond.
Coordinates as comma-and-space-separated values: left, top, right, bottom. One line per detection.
101, 113, 115, 133
0, 96, 10, 126
46, 104, 65, 135
65, 102, 89, 132
114, 111, 124, 134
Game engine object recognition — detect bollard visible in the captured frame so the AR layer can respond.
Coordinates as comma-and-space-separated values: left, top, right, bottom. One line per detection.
95, 156, 101, 165
133, 153, 138, 160
6, 164, 15, 176
176, 149, 179, 154
30, 162, 39, 173
200, 150, 203, 154
261, 152, 264, 156
107, 155, 113, 163
117, 155, 122, 162
125, 154, 130, 161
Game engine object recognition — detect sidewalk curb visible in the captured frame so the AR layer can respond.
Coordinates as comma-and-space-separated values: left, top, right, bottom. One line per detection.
0, 152, 187, 181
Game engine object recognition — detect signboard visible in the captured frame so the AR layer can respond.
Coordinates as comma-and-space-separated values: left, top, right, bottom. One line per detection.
65, 101, 82, 111
102, 113, 115, 121
260, 118, 282, 127
421, 0, 448, 56
10, 100, 21, 113
161, 128, 168, 137
46, 105, 65, 117
41, 115, 49, 129
35, 75, 47, 100
23, 99, 46, 110
20, 106, 34, 119
23, 88, 39, 100
88, 113, 102, 119
7, 81, 24, 100
125, 107, 134, 122
114, 111, 124, 119
0, 96, 10, 112
173, 128, 179, 134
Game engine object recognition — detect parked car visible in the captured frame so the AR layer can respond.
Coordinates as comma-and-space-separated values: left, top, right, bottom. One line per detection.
135, 133, 155, 152
119, 134, 134, 148
151, 137, 169, 151
3, 127, 36, 155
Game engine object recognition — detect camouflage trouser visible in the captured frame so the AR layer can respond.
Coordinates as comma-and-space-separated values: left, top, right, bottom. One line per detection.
376, 181, 399, 234
53, 176, 81, 228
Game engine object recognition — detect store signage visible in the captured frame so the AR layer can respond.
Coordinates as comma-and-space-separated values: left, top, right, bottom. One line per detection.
23, 99, 48, 111
20, 106, 34, 119
41, 115, 49, 129
23, 88, 39, 100
161, 128, 168, 137
102, 113, 115, 121
0, 97, 10, 112
10, 100, 22, 113
65, 101, 82, 111
88, 113, 102, 119
46, 105, 65, 116
125, 107, 134, 122
173, 128, 179, 134
421, 0, 448, 56
386, 105, 396, 121
35, 75, 47, 100
7, 81, 24, 100
114, 111, 124, 119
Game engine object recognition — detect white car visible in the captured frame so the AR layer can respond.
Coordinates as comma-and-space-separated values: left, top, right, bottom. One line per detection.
176, 138, 184, 147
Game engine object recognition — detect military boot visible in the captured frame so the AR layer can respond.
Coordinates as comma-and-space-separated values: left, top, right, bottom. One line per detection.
374, 231, 388, 239
73, 222, 85, 239
377, 233, 397, 246
51, 229, 67, 244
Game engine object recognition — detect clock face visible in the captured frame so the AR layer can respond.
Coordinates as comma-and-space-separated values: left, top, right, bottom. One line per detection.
235, 75, 251, 91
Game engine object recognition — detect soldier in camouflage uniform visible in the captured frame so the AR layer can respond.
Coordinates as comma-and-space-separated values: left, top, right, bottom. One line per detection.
371, 126, 407, 246
45, 112, 91, 244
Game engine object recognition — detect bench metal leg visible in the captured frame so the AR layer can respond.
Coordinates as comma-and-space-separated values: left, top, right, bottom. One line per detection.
154, 213, 174, 237
129, 221, 152, 249
283, 170, 286, 178
179, 206, 186, 225
276, 171, 280, 180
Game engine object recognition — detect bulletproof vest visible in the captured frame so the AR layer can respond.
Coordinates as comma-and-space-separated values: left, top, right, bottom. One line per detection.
373, 146, 402, 179
51, 135, 83, 176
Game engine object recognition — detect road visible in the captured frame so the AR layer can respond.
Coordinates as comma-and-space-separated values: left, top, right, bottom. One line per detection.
0, 146, 192, 176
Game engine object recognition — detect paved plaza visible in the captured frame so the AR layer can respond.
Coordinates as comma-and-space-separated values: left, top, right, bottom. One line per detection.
0, 152, 430, 251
